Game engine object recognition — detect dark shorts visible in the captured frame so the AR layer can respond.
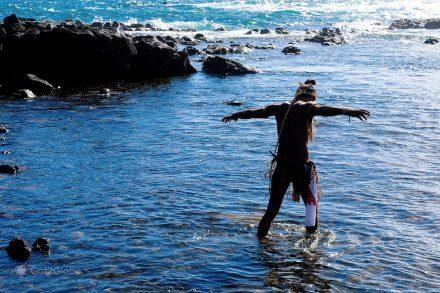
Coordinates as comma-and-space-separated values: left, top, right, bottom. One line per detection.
274, 160, 317, 201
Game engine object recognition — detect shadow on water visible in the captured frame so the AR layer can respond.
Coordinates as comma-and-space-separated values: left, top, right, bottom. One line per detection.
258, 227, 334, 291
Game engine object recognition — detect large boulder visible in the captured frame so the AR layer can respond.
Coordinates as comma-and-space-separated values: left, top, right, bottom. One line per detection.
6, 238, 31, 260
0, 15, 196, 87
304, 28, 345, 45
202, 56, 258, 76
131, 36, 196, 78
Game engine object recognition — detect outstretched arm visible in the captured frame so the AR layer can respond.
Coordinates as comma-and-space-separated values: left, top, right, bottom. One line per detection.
222, 104, 282, 123
310, 104, 370, 121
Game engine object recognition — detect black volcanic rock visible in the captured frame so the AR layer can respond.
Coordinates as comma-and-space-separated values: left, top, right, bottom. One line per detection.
424, 38, 439, 44
0, 164, 20, 174
6, 238, 31, 260
194, 33, 207, 42
304, 28, 345, 45
0, 125, 9, 133
182, 46, 202, 55
202, 56, 257, 76
203, 44, 230, 54
32, 237, 50, 253
275, 27, 290, 34
132, 36, 196, 78
282, 46, 301, 54
389, 18, 440, 30
0, 15, 196, 89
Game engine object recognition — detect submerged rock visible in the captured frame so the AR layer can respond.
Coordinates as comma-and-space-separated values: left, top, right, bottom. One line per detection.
254, 44, 277, 50
0, 164, 20, 174
0, 14, 196, 88
225, 100, 242, 106
275, 27, 290, 34
1, 150, 11, 155
425, 19, 440, 29
32, 237, 50, 253
215, 27, 226, 32
202, 56, 258, 76
282, 46, 302, 54
6, 238, 31, 260
0, 125, 9, 133
424, 38, 439, 44
304, 28, 345, 45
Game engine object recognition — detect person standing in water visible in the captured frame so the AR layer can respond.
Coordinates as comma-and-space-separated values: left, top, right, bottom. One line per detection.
222, 80, 370, 238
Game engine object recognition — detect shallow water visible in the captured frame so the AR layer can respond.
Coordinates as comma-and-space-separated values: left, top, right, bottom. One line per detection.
1, 1, 440, 291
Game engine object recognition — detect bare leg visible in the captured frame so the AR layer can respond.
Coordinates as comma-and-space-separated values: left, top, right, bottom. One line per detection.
257, 166, 290, 239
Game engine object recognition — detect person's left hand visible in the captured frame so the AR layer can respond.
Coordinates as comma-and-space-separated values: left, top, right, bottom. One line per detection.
222, 115, 237, 123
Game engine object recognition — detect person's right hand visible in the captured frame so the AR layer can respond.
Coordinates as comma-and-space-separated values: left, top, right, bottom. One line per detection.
349, 109, 370, 121
222, 115, 238, 123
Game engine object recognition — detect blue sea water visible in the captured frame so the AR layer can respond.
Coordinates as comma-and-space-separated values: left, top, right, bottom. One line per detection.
1, 0, 440, 291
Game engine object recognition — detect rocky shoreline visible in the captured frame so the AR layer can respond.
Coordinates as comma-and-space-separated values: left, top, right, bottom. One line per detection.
0, 14, 351, 100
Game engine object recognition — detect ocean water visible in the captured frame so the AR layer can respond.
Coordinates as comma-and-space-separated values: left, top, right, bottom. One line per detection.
1, 0, 440, 291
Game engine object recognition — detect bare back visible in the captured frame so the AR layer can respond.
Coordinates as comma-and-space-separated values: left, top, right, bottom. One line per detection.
275, 101, 314, 162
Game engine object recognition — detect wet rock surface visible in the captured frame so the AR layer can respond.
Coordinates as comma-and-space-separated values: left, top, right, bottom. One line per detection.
304, 28, 345, 45
203, 44, 230, 54
0, 125, 9, 133
182, 46, 202, 55
275, 27, 290, 34
424, 38, 439, 44
225, 100, 242, 106
282, 46, 302, 54
202, 56, 258, 76
229, 44, 253, 54
6, 238, 31, 260
32, 237, 51, 253
0, 14, 196, 91
389, 18, 440, 30
0, 164, 20, 174
194, 33, 207, 42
